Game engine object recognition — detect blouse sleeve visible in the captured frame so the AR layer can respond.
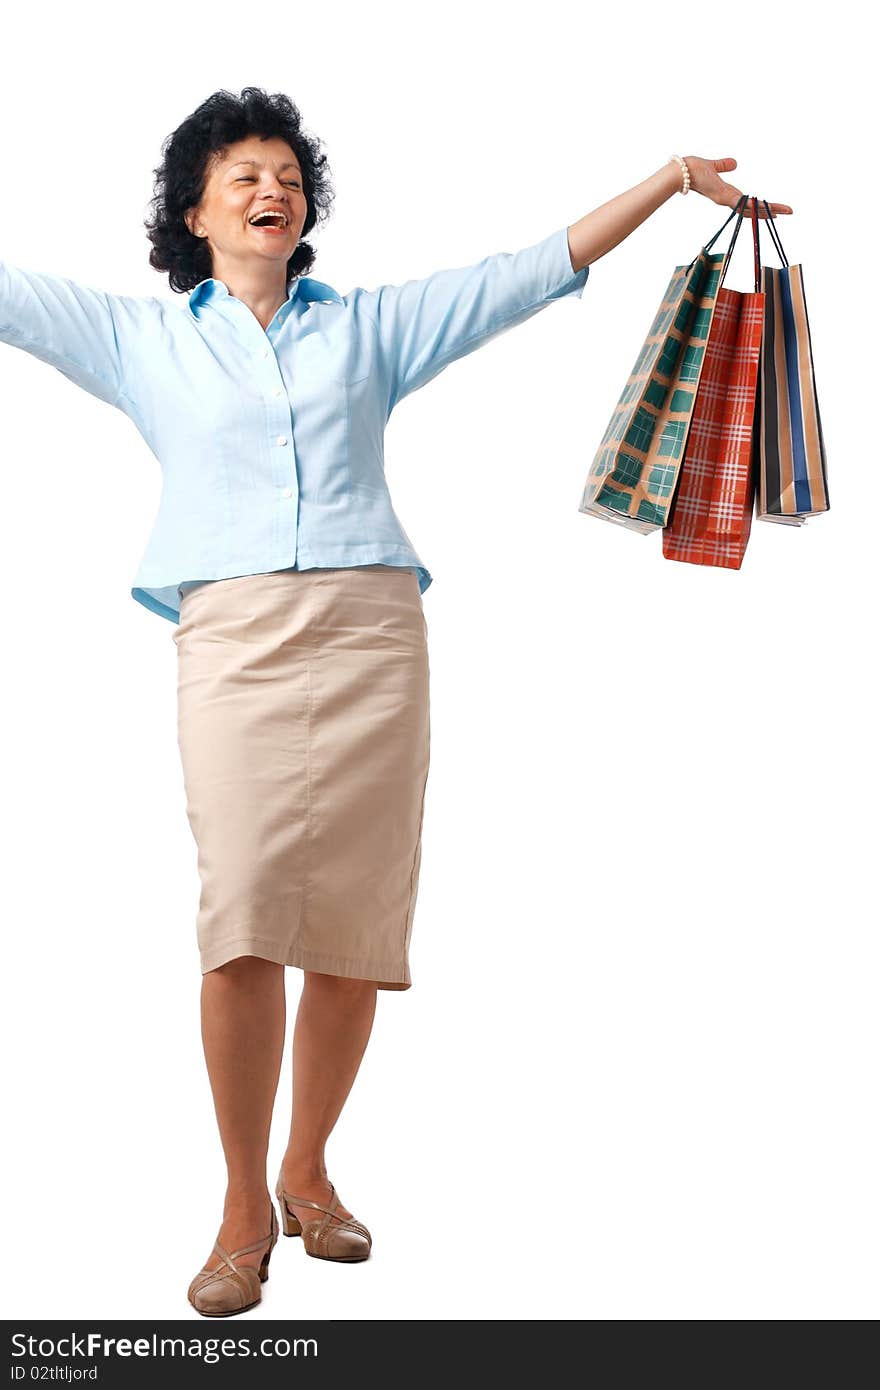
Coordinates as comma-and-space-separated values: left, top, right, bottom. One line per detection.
0, 260, 146, 409
360, 225, 588, 412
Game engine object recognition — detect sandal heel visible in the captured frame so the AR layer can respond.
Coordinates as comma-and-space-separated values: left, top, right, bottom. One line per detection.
278, 1197, 303, 1237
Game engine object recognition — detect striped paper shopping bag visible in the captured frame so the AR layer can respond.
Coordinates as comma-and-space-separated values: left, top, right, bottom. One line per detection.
578, 198, 751, 534
662, 200, 764, 570
756, 200, 829, 523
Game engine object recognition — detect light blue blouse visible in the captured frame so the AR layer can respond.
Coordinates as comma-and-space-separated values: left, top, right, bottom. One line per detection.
0, 225, 588, 624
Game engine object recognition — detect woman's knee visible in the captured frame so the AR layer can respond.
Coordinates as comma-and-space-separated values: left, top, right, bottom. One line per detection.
302, 970, 378, 998
204, 953, 284, 982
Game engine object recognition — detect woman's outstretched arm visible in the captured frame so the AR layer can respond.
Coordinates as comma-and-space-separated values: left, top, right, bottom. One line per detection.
0, 261, 149, 409
367, 156, 794, 413
566, 156, 794, 272
366, 226, 588, 413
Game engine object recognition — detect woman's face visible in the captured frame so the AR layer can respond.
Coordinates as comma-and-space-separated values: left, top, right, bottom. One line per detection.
185, 135, 308, 276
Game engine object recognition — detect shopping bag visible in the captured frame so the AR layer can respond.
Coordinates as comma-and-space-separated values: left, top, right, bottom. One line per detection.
662, 198, 764, 569
579, 196, 750, 534
755, 200, 829, 523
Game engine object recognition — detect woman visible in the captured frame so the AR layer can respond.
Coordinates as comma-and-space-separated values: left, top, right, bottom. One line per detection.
0, 87, 791, 1317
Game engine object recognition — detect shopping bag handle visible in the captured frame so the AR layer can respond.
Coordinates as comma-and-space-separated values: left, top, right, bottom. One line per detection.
717, 195, 751, 289
760, 199, 790, 267
729, 197, 762, 293
703, 194, 749, 254
688, 194, 763, 292
686, 194, 748, 277
751, 196, 762, 292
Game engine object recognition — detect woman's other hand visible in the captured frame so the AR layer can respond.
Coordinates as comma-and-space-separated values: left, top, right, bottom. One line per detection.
684, 156, 793, 216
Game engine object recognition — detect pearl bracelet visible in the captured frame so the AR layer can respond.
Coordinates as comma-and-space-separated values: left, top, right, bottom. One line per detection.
669, 154, 690, 195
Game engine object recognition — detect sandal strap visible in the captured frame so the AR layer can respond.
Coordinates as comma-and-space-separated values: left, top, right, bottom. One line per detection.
228, 1207, 277, 1262
191, 1265, 258, 1302
278, 1178, 367, 1245
211, 1240, 238, 1274
226, 1231, 274, 1262
279, 1183, 344, 1221
281, 1185, 370, 1241
321, 1214, 371, 1241
211, 1206, 277, 1268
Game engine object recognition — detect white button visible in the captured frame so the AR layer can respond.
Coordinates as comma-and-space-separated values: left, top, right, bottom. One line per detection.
261, 346, 270, 358
281, 487, 293, 498
273, 388, 283, 397
277, 435, 287, 446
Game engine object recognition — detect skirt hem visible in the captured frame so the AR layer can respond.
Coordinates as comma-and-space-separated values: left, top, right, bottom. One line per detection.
199, 933, 412, 991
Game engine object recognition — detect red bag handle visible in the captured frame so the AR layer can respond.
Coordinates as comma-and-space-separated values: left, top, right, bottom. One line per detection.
751, 197, 762, 292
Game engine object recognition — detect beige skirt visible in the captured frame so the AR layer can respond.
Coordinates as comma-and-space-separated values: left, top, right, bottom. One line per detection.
173, 565, 431, 988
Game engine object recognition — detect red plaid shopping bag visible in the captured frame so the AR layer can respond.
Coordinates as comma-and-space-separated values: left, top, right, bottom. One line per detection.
662, 199, 764, 569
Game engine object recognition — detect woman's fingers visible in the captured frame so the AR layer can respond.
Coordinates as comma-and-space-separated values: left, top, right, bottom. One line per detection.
721, 186, 793, 216
745, 201, 795, 216
692, 158, 794, 215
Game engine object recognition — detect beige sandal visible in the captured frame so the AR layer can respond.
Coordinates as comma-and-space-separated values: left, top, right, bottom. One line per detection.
275, 1171, 371, 1262
187, 1202, 279, 1317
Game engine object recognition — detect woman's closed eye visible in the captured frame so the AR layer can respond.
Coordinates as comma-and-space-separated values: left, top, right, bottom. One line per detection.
236, 176, 300, 187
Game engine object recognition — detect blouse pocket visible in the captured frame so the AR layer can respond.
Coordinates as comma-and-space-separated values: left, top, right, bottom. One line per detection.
297, 323, 373, 386
294, 325, 382, 495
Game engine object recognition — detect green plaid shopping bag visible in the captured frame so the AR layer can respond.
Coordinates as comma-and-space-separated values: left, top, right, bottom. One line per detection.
580, 196, 750, 533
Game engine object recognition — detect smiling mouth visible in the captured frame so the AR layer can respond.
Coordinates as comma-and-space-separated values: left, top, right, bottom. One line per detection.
248, 212, 289, 235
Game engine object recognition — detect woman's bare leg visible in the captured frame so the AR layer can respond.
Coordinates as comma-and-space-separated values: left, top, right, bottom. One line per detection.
279, 972, 378, 1224
199, 955, 286, 1270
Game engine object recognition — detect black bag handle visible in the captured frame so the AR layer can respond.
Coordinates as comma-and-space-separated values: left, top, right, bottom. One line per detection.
716, 195, 752, 289
760, 199, 789, 267
704, 194, 749, 252
688, 195, 765, 292
686, 194, 748, 276
728, 196, 762, 293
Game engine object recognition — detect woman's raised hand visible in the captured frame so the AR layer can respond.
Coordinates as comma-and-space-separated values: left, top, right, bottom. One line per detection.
684, 156, 793, 217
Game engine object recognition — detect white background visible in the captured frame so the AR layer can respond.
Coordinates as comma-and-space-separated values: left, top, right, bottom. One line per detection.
1, 0, 876, 1322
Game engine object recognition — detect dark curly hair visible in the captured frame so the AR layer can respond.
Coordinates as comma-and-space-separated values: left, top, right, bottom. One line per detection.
145, 86, 336, 294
